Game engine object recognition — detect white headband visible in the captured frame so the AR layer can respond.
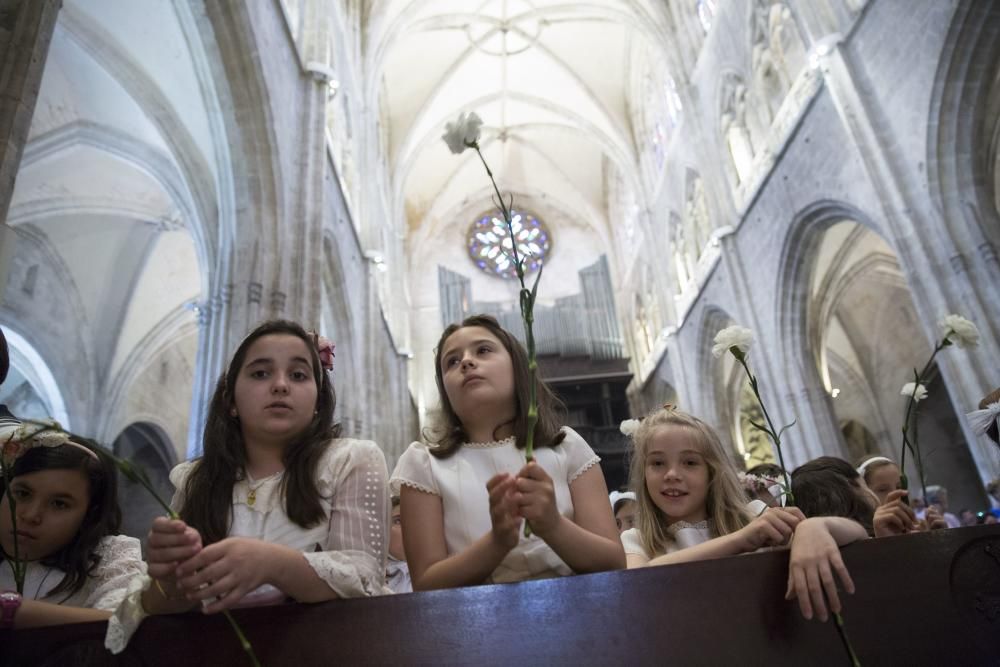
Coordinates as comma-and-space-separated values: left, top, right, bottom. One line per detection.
967, 401, 1000, 435
609, 490, 636, 508
856, 456, 893, 477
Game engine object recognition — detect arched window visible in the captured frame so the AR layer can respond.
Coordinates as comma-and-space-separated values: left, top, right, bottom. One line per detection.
466, 209, 552, 279
642, 61, 684, 173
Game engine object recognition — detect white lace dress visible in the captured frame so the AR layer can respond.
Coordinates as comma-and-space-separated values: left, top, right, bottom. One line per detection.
0, 534, 144, 609
389, 426, 601, 584
106, 437, 389, 653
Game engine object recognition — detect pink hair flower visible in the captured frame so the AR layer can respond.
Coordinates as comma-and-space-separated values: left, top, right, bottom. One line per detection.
317, 335, 336, 372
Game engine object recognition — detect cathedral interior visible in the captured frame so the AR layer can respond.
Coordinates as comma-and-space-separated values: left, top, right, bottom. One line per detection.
1, 0, 998, 540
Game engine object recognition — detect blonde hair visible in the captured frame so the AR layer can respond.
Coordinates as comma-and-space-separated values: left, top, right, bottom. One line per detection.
627, 407, 752, 557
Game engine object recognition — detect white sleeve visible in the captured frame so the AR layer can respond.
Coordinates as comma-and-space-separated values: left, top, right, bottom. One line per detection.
301, 440, 390, 598
388, 442, 441, 496
560, 427, 602, 484
620, 528, 651, 558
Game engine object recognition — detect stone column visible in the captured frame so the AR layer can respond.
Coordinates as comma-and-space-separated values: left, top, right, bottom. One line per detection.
815, 36, 1000, 480
0, 0, 61, 299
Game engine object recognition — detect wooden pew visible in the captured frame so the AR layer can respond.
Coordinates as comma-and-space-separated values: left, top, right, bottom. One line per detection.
4, 524, 999, 666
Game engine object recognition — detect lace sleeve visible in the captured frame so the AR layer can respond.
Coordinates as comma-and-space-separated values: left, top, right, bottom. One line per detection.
302, 439, 389, 598
101, 537, 153, 655
83, 535, 146, 611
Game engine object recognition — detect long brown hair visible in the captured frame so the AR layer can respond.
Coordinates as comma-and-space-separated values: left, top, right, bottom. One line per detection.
627, 408, 752, 557
180, 320, 341, 544
427, 314, 565, 459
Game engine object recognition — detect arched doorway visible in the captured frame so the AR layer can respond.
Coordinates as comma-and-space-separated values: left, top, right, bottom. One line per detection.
807, 220, 986, 511
113, 422, 176, 542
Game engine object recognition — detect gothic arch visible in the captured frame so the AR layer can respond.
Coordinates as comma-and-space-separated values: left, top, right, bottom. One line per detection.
926, 0, 1000, 342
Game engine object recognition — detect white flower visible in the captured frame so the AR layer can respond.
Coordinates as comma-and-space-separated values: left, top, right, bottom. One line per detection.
619, 419, 640, 436
940, 314, 979, 348
712, 325, 754, 359
901, 382, 928, 403
442, 111, 483, 154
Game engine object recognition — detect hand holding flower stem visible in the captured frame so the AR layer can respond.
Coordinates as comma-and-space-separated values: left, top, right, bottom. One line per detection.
445, 112, 543, 537
713, 326, 857, 664
1, 419, 260, 666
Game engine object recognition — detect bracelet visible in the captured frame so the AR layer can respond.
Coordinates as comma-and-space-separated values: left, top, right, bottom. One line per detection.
0, 590, 22, 629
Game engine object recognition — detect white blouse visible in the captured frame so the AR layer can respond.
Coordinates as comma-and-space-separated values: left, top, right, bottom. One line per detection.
0, 534, 144, 609
106, 437, 389, 654
620, 522, 714, 559
390, 426, 600, 584
621, 499, 769, 559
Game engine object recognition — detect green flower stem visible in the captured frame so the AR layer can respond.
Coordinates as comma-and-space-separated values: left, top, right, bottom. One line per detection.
735, 354, 794, 506
223, 608, 263, 667
9, 422, 262, 666
834, 612, 862, 667
731, 357, 859, 665
898, 337, 948, 501
1, 447, 26, 594
472, 142, 542, 538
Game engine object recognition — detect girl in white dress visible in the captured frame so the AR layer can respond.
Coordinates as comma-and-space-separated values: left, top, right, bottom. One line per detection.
622, 406, 869, 623
0, 440, 143, 628
391, 315, 624, 590
116, 320, 388, 647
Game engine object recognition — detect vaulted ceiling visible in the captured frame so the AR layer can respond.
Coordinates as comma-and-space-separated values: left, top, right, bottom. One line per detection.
367, 0, 671, 255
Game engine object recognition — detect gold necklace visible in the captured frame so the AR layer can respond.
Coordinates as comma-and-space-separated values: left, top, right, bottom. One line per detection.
246, 477, 269, 507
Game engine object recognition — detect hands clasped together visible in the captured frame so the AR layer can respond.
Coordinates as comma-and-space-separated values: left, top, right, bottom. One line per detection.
147, 518, 279, 614
486, 461, 561, 550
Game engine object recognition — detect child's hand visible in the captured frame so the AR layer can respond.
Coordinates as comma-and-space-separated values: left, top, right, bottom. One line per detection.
146, 517, 202, 581
486, 473, 520, 551
175, 537, 277, 614
873, 490, 918, 537
921, 506, 948, 531
515, 461, 561, 538
737, 506, 805, 551
785, 517, 855, 622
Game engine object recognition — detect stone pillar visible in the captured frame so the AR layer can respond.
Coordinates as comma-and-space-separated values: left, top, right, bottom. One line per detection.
815, 38, 1000, 480
719, 232, 846, 468
0, 0, 61, 299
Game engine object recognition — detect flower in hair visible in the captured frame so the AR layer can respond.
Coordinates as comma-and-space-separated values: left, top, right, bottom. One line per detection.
712, 325, 754, 361
316, 335, 335, 372
619, 419, 640, 437
738, 472, 777, 494
901, 382, 928, 403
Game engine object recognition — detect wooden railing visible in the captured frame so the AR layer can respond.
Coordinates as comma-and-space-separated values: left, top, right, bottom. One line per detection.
4, 525, 999, 666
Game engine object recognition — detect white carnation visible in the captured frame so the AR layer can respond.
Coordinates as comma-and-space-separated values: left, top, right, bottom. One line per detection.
901, 382, 928, 403
442, 111, 483, 154
940, 314, 979, 348
712, 325, 754, 359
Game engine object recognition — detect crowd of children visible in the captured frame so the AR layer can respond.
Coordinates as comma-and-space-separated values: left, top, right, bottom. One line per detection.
0, 316, 997, 653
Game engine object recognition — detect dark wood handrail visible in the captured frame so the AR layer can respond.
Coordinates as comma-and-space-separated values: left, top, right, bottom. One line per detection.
4, 525, 999, 666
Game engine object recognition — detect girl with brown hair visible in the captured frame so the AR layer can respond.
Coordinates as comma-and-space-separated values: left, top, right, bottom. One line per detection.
391, 315, 624, 589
